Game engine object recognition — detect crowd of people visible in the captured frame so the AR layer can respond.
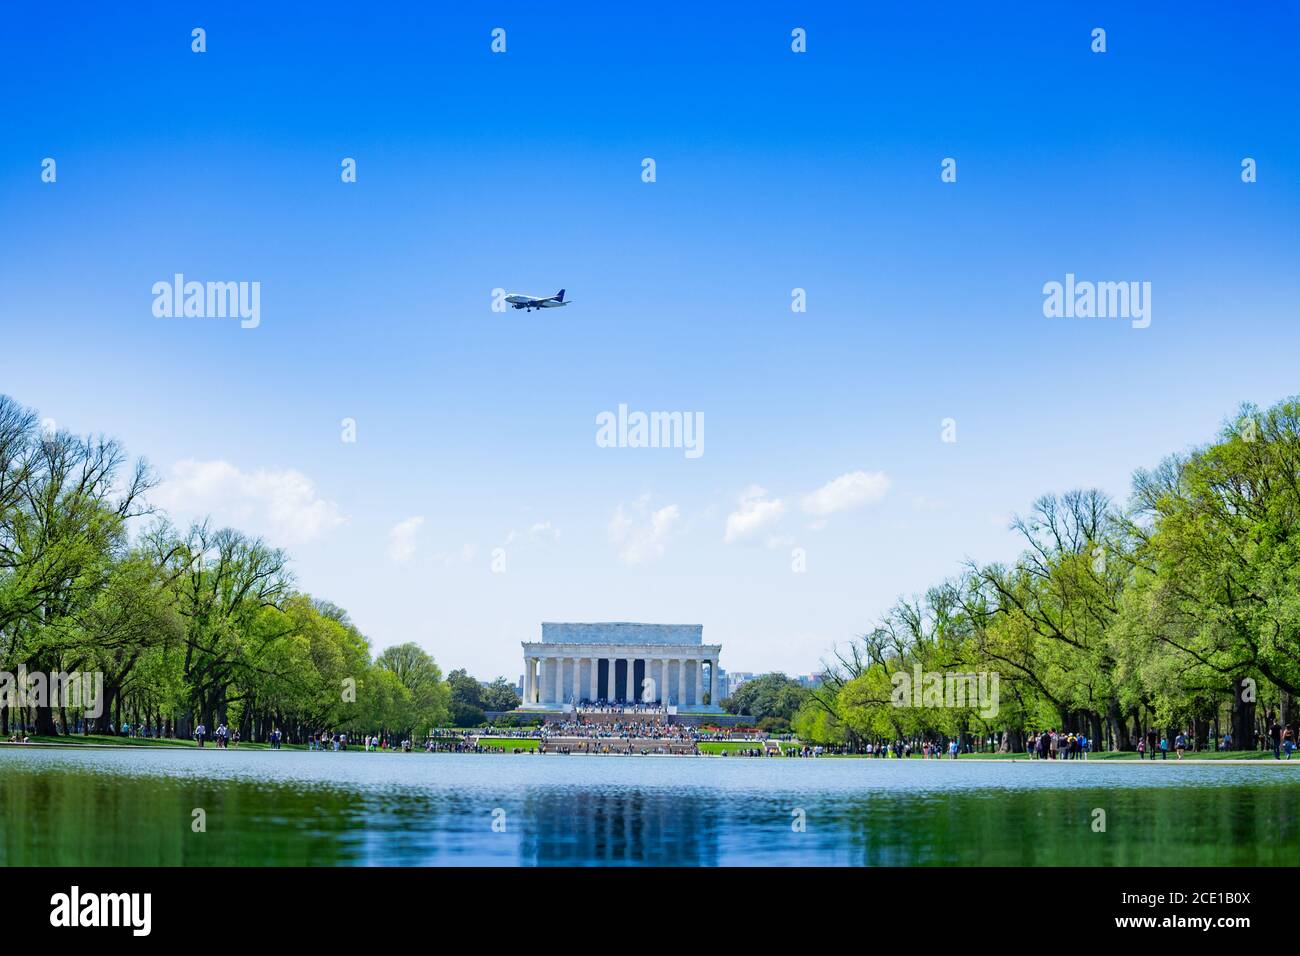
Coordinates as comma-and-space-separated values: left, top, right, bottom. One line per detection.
12, 710, 1298, 761
191, 722, 241, 748
540, 718, 701, 741
697, 727, 764, 740
1027, 730, 1090, 759
185, 726, 416, 752
93, 722, 165, 739
1267, 721, 1296, 759
542, 740, 691, 755
575, 700, 664, 715
860, 740, 963, 758
783, 743, 869, 756
470, 741, 537, 754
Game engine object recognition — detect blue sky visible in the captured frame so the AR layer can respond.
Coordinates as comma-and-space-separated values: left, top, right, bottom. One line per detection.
3, 2, 1298, 682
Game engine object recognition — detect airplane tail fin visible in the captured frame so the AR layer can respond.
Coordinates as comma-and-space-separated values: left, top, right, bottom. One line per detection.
555, 289, 565, 302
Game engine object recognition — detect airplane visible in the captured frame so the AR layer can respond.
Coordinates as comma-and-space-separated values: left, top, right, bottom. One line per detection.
504, 289, 570, 312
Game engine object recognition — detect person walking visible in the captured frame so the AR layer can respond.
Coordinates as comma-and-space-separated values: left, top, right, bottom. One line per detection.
1159, 736, 1168, 760
1269, 720, 1283, 760
195, 723, 206, 748
1174, 732, 1186, 760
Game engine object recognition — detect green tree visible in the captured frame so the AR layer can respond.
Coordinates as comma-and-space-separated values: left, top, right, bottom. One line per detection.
446, 668, 486, 727
482, 676, 521, 712
725, 673, 808, 722
376, 642, 450, 734
1123, 400, 1300, 746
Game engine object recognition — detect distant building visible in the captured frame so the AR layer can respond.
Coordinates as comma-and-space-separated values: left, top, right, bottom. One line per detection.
727, 671, 757, 694
714, 667, 730, 702
716, 670, 820, 693
520, 622, 722, 711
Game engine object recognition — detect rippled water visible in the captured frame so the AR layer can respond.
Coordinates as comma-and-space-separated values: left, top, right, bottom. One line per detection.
2, 748, 1297, 865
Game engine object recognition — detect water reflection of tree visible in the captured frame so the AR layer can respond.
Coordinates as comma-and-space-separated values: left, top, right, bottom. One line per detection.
843, 785, 1300, 867
0, 766, 373, 866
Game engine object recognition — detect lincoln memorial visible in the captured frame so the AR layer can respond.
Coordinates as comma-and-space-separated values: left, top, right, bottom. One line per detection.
521, 622, 722, 712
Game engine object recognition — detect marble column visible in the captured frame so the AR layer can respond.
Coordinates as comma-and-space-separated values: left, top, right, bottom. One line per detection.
625, 657, 636, 703
693, 659, 702, 707
607, 657, 616, 702
525, 657, 535, 704
678, 659, 686, 707
590, 658, 599, 704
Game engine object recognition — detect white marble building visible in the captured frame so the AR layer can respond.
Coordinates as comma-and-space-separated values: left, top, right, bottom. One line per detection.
521, 623, 722, 711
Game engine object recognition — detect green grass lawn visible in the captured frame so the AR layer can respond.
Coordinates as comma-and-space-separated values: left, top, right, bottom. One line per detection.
473, 737, 540, 751
4, 733, 307, 750
964, 749, 1292, 761
747, 749, 1295, 761
9, 733, 1291, 762
697, 741, 767, 755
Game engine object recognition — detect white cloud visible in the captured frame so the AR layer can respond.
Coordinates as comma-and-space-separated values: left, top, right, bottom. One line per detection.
608, 495, 681, 566
724, 485, 787, 544
152, 459, 345, 544
529, 521, 560, 542
388, 516, 425, 563
504, 521, 559, 548
801, 470, 890, 517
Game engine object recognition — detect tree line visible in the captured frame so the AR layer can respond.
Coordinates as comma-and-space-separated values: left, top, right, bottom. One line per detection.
793, 397, 1300, 753
0, 394, 518, 742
